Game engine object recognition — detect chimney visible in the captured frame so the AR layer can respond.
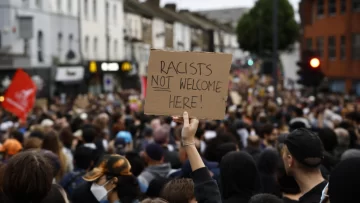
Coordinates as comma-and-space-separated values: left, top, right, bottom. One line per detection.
147, 0, 160, 6
165, 3, 176, 11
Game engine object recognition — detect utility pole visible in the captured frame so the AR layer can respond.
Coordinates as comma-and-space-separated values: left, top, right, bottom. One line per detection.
272, 0, 278, 99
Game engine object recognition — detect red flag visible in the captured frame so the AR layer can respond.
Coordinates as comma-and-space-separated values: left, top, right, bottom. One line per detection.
2, 69, 36, 121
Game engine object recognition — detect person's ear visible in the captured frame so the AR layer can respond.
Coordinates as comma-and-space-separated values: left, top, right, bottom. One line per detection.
287, 155, 294, 167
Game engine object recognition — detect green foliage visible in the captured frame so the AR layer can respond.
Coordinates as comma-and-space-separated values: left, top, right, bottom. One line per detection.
236, 0, 299, 55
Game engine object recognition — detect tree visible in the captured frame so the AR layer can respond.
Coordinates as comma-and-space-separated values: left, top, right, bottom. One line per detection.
236, 0, 299, 56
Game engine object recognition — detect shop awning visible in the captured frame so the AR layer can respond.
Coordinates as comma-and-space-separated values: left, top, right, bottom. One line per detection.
55, 66, 84, 82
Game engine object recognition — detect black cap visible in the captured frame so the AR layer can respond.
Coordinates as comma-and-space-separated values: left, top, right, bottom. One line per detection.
285, 128, 323, 168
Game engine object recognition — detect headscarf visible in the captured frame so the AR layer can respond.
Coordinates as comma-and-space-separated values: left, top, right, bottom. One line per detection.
220, 151, 259, 201
328, 158, 360, 203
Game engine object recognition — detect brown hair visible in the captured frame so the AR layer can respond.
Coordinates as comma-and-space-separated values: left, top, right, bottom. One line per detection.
42, 131, 67, 181
24, 137, 43, 150
2, 150, 53, 202
161, 179, 195, 203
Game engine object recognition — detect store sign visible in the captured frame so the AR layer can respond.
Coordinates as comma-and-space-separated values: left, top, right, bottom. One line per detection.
101, 63, 119, 71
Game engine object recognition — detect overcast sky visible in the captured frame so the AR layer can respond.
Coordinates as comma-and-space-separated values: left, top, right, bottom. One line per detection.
160, 0, 301, 20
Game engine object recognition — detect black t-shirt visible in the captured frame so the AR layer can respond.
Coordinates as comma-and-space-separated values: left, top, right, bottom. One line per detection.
299, 180, 328, 203
283, 197, 299, 203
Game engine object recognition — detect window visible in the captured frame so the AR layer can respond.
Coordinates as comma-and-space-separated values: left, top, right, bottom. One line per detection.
328, 0, 336, 15
341, 0, 346, 13
84, 0, 88, 20
35, 0, 42, 8
58, 33, 63, 56
69, 34, 73, 49
352, 34, 360, 60
306, 38, 312, 49
93, 0, 97, 21
114, 39, 118, 56
22, 0, 30, 8
68, 0, 72, 15
340, 36, 346, 59
94, 37, 98, 56
37, 31, 44, 62
353, 0, 360, 11
113, 5, 117, 24
85, 36, 89, 54
57, 0, 62, 12
316, 37, 324, 58
317, 0, 324, 16
328, 36, 336, 59
0, 32, 2, 49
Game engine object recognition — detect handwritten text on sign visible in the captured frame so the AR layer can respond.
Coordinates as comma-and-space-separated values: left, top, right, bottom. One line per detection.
144, 50, 232, 120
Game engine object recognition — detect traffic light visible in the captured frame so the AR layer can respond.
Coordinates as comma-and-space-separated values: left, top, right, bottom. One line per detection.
296, 50, 324, 87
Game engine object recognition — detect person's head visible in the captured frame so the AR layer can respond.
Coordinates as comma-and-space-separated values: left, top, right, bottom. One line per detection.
220, 151, 259, 199
141, 198, 168, 203
83, 154, 138, 203
248, 194, 283, 203
328, 158, 360, 203
40, 150, 61, 179
29, 130, 45, 140
146, 177, 170, 198
257, 149, 280, 175
41, 184, 69, 203
24, 137, 43, 150
42, 131, 62, 155
0, 138, 23, 160
10, 130, 24, 145
82, 126, 97, 143
144, 143, 164, 165
2, 150, 53, 202
125, 151, 145, 177
153, 126, 170, 146
282, 128, 324, 177
247, 135, 261, 148
59, 127, 74, 149
41, 119, 55, 133
161, 179, 196, 203
215, 142, 238, 163
261, 124, 277, 145
341, 149, 360, 161
151, 118, 161, 130
317, 128, 338, 152
74, 146, 94, 170
334, 128, 350, 148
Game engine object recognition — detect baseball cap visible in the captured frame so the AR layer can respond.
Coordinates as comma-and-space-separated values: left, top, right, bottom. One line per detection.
0, 139, 22, 155
145, 143, 164, 161
285, 128, 323, 168
116, 131, 132, 144
83, 154, 132, 182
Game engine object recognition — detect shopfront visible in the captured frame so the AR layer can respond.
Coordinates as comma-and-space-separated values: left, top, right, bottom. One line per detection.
86, 61, 141, 93
55, 66, 87, 98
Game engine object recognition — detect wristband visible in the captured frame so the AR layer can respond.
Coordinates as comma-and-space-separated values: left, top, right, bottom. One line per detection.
181, 141, 195, 147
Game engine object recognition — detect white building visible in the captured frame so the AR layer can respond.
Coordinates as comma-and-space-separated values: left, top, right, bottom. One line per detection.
0, 0, 81, 67
80, 0, 124, 61
151, 18, 165, 49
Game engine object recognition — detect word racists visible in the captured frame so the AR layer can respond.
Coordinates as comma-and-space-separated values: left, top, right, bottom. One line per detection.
145, 50, 232, 120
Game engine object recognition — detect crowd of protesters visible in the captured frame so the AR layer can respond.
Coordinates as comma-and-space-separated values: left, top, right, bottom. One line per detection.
0, 72, 359, 203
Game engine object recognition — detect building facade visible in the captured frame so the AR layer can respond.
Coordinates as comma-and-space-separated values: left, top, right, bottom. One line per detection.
0, 0, 81, 67
299, 0, 360, 93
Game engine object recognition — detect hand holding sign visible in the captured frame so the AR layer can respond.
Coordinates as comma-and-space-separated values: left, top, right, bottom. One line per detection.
144, 50, 232, 120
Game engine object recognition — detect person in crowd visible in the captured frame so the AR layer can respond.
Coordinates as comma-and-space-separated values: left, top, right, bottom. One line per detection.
60, 146, 94, 198
259, 123, 278, 149
316, 128, 338, 171
0, 138, 22, 163
59, 127, 75, 171
340, 148, 360, 160
282, 128, 327, 203
244, 135, 262, 162
1, 150, 53, 203
138, 143, 173, 193
41, 150, 62, 183
41, 184, 70, 203
220, 151, 260, 203
41, 119, 55, 133
248, 194, 283, 203
257, 148, 281, 196
72, 154, 139, 203
146, 177, 170, 199
42, 130, 68, 181
125, 151, 145, 177
141, 198, 168, 203
9, 130, 24, 145
161, 179, 196, 203
289, 107, 311, 131
333, 128, 350, 158
277, 162, 301, 203
153, 126, 181, 169
326, 158, 360, 203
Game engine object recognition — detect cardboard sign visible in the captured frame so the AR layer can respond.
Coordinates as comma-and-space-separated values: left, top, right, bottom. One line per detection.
144, 50, 232, 120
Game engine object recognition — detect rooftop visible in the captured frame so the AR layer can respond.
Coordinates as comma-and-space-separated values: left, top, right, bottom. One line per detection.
197, 7, 250, 29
